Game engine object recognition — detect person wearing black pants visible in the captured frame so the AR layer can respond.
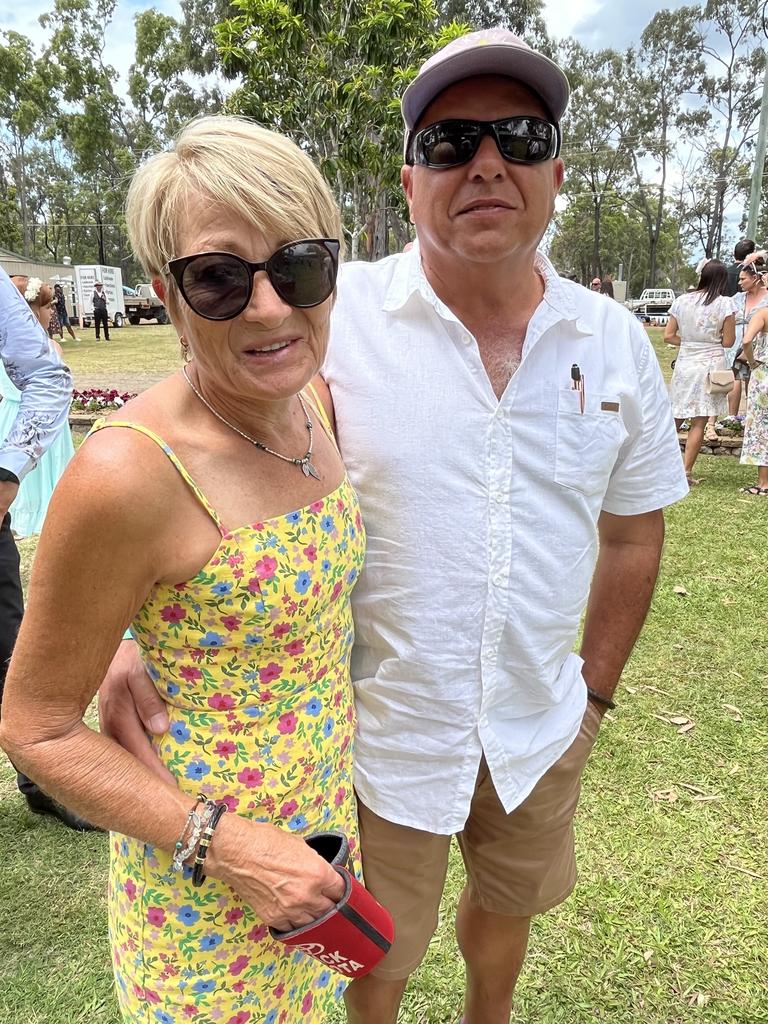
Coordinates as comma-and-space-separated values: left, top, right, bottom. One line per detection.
0, 267, 95, 830
92, 281, 110, 341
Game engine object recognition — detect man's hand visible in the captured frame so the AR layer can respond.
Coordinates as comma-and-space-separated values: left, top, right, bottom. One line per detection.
0, 479, 19, 520
98, 639, 174, 784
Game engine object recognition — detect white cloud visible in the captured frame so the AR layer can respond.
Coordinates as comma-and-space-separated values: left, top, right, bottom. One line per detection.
542, 0, 603, 42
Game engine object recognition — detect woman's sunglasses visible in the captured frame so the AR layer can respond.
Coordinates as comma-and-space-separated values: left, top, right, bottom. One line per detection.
406, 116, 559, 169
164, 238, 340, 321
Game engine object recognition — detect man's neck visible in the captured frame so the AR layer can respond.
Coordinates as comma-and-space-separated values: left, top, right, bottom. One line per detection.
419, 244, 545, 333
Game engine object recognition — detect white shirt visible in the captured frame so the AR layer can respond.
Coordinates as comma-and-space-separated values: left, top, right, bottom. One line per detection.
324, 244, 688, 834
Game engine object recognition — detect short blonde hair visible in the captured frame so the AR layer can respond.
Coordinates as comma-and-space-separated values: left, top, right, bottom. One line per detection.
126, 116, 344, 276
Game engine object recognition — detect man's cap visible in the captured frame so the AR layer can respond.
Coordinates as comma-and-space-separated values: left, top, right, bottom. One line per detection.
402, 28, 570, 133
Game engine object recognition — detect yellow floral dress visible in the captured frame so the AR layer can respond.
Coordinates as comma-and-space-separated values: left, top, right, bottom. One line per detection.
89, 399, 365, 1024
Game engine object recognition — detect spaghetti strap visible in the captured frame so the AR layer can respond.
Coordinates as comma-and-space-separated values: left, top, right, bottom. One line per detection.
304, 383, 339, 452
88, 419, 224, 532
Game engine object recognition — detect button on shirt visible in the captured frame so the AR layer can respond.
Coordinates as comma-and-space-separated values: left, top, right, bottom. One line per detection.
324, 244, 688, 835
0, 267, 73, 480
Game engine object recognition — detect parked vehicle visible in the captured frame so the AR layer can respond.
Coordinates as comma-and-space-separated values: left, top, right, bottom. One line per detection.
125, 282, 168, 325
626, 288, 676, 322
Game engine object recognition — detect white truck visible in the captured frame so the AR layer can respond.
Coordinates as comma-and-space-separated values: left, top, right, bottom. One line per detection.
626, 288, 676, 323
74, 264, 126, 328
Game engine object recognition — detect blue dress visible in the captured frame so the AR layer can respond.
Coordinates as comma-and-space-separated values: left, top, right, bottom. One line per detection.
0, 360, 74, 537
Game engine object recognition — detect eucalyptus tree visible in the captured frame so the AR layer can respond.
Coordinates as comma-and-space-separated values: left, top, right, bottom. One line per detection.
216, 0, 463, 259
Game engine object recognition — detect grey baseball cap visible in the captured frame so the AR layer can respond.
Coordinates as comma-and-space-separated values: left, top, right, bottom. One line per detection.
402, 28, 570, 133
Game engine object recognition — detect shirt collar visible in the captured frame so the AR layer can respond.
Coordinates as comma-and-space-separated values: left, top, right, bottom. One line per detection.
383, 242, 592, 335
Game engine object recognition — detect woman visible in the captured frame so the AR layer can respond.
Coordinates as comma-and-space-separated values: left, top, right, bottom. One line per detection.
728, 265, 768, 417
0, 117, 365, 1023
665, 260, 736, 485
0, 277, 75, 536
737, 304, 768, 494
51, 282, 81, 342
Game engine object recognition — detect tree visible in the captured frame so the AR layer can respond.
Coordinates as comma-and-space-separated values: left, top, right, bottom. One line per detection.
216, 0, 465, 259
436, 0, 548, 43
621, 8, 705, 285
556, 40, 632, 280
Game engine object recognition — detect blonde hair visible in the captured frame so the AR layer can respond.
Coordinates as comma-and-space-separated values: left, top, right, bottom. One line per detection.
126, 116, 344, 276
11, 276, 53, 308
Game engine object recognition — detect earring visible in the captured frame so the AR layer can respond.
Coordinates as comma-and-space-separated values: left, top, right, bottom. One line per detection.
179, 335, 192, 362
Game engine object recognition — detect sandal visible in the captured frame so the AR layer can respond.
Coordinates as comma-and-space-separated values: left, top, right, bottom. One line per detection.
686, 475, 703, 486
740, 485, 768, 495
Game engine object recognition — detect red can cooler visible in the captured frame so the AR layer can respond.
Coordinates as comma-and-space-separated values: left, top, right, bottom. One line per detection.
269, 832, 394, 978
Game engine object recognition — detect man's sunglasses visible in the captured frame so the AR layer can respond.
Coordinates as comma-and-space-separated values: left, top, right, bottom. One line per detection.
406, 116, 559, 169
164, 238, 340, 321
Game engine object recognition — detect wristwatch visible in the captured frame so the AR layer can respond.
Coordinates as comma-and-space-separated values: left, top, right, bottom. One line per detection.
0, 468, 20, 485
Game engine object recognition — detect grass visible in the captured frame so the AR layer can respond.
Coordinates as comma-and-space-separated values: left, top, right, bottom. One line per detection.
1, 329, 766, 1023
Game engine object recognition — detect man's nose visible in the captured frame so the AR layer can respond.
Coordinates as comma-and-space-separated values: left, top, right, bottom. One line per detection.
467, 133, 506, 178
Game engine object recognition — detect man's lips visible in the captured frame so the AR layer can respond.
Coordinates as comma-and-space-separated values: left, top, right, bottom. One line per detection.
457, 199, 515, 214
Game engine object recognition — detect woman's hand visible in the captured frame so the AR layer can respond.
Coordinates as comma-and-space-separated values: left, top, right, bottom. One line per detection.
209, 814, 346, 932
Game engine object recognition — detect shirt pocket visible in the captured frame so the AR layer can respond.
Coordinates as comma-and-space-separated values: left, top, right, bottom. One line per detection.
554, 388, 628, 496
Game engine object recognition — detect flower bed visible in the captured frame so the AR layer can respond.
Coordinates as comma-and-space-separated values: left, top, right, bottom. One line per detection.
71, 388, 137, 413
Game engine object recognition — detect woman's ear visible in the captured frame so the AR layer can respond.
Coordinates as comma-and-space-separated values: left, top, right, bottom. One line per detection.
152, 276, 166, 303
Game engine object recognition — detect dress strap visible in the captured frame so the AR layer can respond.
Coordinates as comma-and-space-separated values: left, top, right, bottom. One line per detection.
87, 419, 224, 532
303, 383, 339, 452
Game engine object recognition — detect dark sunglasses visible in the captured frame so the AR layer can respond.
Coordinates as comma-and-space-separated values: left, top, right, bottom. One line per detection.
406, 116, 559, 169
164, 238, 340, 321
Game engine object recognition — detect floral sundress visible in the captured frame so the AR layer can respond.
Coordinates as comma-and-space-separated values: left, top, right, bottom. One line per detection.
89, 398, 365, 1024
741, 331, 768, 465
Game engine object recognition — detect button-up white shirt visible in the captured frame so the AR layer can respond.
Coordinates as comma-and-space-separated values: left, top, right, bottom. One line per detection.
324, 244, 688, 834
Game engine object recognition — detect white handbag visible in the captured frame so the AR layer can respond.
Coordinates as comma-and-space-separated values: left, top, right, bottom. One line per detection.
706, 369, 735, 395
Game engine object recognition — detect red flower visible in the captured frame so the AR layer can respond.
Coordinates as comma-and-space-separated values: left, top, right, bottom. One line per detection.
208, 694, 235, 711
272, 622, 291, 638
277, 712, 297, 735
301, 992, 314, 1014
284, 639, 305, 655
273, 982, 285, 998
214, 740, 237, 758
331, 581, 343, 601
179, 664, 202, 682
144, 989, 160, 1004
303, 543, 317, 562
220, 615, 241, 631
259, 662, 282, 683
237, 767, 264, 788
228, 955, 250, 976
160, 604, 186, 623
227, 1012, 250, 1024
147, 906, 165, 925
220, 794, 239, 812
247, 923, 268, 942
309, 500, 324, 513
254, 556, 277, 580
124, 879, 137, 901
231, 981, 244, 993
280, 799, 298, 816
334, 786, 347, 807
224, 907, 244, 924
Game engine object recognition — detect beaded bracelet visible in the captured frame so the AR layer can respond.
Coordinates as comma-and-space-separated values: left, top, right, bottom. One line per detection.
192, 803, 228, 887
172, 796, 216, 872
586, 687, 616, 711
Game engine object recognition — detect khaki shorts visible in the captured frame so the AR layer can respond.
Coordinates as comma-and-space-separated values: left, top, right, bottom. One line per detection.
358, 702, 602, 980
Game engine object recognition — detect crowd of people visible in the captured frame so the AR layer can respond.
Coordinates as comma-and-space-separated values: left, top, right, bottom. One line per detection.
0, 26, 759, 1024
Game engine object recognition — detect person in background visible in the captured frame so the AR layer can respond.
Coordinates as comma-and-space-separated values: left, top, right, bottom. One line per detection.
590, 276, 601, 291
600, 276, 614, 298
92, 280, 110, 341
736, 302, 768, 494
51, 283, 80, 342
728, 265, 768, 418
0, 277, 76, 537
725, 238, 755, 296
665, 260, 736, 485
0, 267, 82, 828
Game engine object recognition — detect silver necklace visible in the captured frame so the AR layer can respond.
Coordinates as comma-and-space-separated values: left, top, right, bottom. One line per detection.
182, 364, 321, 479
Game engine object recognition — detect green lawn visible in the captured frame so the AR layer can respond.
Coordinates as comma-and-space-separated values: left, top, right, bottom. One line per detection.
1, 329, 766, 1023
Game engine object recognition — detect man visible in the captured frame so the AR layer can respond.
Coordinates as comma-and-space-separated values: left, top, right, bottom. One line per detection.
92, 280, 110, 341
0, 266, 91, 829
725, 239, 755, 296
590, 276, 601, 290
100, 29, 687, 1023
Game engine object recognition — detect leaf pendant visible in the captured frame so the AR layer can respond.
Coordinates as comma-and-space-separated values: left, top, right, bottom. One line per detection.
302, 460, 321, 480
